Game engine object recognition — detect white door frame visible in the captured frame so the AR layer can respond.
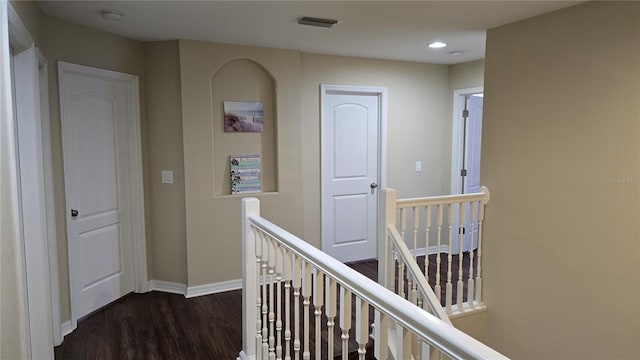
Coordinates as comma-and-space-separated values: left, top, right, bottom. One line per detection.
6, 2, 55, 357
320, 84, 388, 259
58, 62, 148, 330
450, 86, 483, 195
38, 48, 63, 346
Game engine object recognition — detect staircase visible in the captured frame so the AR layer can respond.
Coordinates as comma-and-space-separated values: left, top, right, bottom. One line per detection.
238, 194, 506, 360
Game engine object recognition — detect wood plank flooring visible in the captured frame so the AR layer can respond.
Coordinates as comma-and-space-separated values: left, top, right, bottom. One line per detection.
54, 253, 472, 359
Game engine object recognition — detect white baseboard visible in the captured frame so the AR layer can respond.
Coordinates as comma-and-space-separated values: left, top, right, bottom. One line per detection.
147, 278, 243, 298
186, 278, 243, 298
148, 280, 187, 295
61, 320, 73, 337
410, 245, 450, 257
237, 350, 255, 360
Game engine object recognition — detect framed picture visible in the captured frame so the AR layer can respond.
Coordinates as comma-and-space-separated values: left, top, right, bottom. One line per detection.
230, 154, 261, 194
224, 101, 264, 133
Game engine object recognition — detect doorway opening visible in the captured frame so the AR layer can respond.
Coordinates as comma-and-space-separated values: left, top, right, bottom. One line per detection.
451, 87, 483, 253
320, 84, 387, 263
451, 87, 483, 196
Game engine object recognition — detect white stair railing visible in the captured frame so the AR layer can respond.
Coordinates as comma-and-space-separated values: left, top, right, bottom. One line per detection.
239, 197, 507, 360
380, 187, 490, 318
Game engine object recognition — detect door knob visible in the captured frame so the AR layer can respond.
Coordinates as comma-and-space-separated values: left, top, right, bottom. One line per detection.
370, 182, 378, 189
71, 209, 79, 217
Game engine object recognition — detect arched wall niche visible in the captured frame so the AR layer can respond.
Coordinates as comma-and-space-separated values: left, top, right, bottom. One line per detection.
211, 58, 278, 196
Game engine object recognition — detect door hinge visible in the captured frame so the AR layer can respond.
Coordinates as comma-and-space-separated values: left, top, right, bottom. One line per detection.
460, 169, 467, 177
462, 109, 469, 118
459, 227, 466, 235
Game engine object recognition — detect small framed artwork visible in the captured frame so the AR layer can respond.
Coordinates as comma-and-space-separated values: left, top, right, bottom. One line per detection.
224, 101, 264, 133
230, 154, 261, 194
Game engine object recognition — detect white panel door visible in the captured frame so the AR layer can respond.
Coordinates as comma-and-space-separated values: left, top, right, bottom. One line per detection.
460, 93, 483, 252
322, 92, 379, 262
464, 94, 483, 195
59, 64, 134, 320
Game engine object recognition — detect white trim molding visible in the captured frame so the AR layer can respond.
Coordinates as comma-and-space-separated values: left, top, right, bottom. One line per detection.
147, 279, 243, 298
148, 280, 187, 295
410, 245, 451, 257
186, 279, 243, 298
61, 321, 73, 338
7, 2, 55, 358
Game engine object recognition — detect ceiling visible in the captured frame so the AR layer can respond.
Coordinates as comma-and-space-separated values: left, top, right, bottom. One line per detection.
37, 1, 582, 65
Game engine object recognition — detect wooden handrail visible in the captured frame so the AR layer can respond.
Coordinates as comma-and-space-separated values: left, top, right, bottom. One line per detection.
387, 224, 452, 325
395, 186, 490, 208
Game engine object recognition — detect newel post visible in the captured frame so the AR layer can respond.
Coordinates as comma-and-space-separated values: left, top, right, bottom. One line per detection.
375, 188, 396, 359
239, 198, 260, 360
378, 188, 397, 290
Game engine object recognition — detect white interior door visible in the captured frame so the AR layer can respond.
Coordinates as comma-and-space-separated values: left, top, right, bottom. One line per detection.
464, 94, 483, 195
322, 87, 382, 262
59, 63, 136, 321
453, 92, 483, 252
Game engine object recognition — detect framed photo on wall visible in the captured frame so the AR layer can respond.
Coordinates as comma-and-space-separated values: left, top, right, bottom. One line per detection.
224, 101, 264, 133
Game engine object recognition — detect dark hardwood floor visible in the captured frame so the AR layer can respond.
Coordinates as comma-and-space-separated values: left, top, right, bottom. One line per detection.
54, 253, 472, 359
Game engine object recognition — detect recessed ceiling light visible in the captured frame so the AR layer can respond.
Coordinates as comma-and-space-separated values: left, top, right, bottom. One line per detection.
448, 50, 464, 57
428, 41, 447, 49
99, 10, 124, 21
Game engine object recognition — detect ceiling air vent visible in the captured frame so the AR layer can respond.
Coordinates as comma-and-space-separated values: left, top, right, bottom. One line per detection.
297, 16, 339, 28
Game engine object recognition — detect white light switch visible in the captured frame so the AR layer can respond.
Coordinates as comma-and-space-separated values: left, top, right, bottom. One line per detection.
415, 161, 422, 172
161, 170, 174, 184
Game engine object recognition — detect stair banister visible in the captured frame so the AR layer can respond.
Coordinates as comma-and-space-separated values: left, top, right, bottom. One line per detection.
239, 197, 507, 360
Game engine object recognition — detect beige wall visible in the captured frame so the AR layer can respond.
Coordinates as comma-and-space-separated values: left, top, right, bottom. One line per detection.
179, 40, 304, 285
300, 53, 451, 248
449, 59, 485, 92
482, 2, 640, 358
451, 311, 487, 344
40, 13, 148, 323
143, 41, 187, 283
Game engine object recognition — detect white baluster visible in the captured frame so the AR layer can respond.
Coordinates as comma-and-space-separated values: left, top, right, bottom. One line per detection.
425, 205, 432, 282
284, 249, 292, 360
254, 227, 264, 360
399, 207, 407, 300
468, 201, 477, 306
435, 205, 443, 303
313, 270, 324, 359
377, 312, 389, 360
340, 287, 352, 359
411, 208, 419, 302
446, 204, 454, 313
413, 207, 419, 262
398, 256, 405, 299
396, 325, 412, 360
275, 243, 283, 360
268, 236, 276, 359
326, 277, 337, 359
400, 208, 407, 241
355, 297, 369, 359
302, 262, 312, 360
457, 203, 465, 310
292, 256, 301, 360
261, 231, 269, 356
477, 200, 485, 305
